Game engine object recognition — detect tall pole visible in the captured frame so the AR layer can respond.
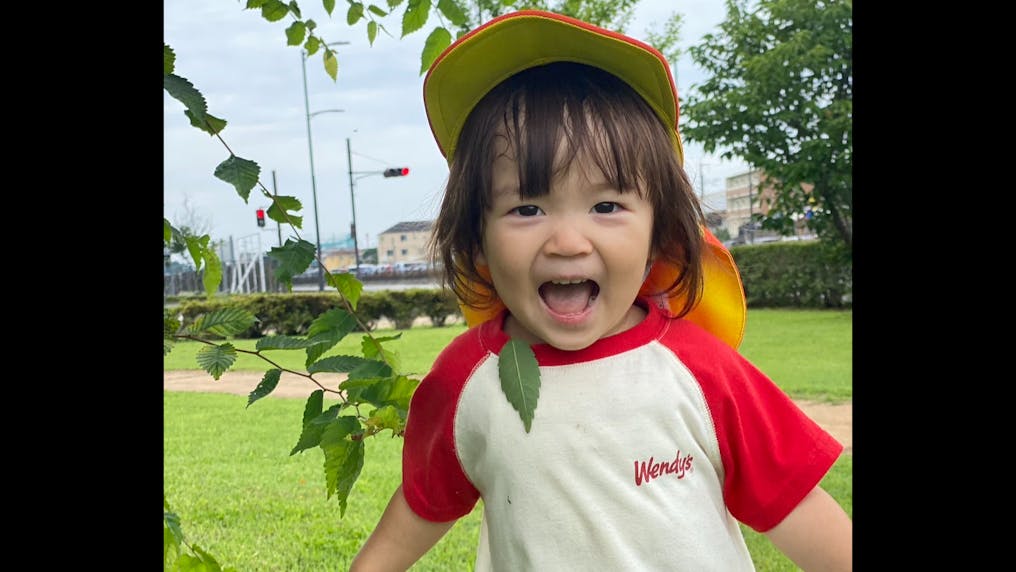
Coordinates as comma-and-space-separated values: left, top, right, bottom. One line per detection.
346, 138, 360, 270
301, 51, 325, 291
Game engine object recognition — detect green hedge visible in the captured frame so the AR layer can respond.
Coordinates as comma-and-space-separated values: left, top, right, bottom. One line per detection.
730, 240, 851, 308
174, 289, 464, 339
171, 242, 850, 338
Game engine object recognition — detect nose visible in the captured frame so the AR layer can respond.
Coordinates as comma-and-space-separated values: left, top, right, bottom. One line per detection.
542, 217, 593, 257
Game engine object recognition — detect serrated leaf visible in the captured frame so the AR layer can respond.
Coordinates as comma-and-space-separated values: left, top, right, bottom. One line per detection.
420, 26, 452, 74
347, 2, 364, 25
196, 343, 237, 381
266, 195, 303, 229
185, 110, 227, 135
326, 273, 363, 309
309, 405, 344, 427
213, 154, 260, 202
164, 44, 175, 75
260, 0, 289, 22
291, 404, 343, 454
268, 239, 316, 288
304, 308, 358, 365
368, 4, 388, 17
201, 247, 223, 297
304, 35, 321, 55
367, 20, 378, 45
436, 0, 466, 26
184, 234, 209, 273
285, 21, 307, 45
401, 0, 431, 38
290, 390, 324, 454
498, 338, 541, 432
246, 369, 282, 408
164, 510, 184, 545
164, 218, 173, 242
255, 335, 312, 350
365, 404, 404, 434
288, 1, 301, 18
163, 74, 207, 124
323, 0, 335, 15
305, 18, 317, 30
349, 359, 394, 380
340, 374, 417, 411
321, 419, 365, 516
192, 545, 224, 571
190, 307, 256, 336
307, 354, 374, 374
245, 0, 268, 8
360, 333, 401, 373
323, 50, 338, 81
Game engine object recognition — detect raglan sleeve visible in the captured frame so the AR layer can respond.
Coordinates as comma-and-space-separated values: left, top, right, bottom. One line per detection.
401, 332, 483, 522
675, 329, 844, 532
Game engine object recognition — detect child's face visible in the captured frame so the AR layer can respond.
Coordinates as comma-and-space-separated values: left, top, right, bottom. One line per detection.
478, 137, 655, 351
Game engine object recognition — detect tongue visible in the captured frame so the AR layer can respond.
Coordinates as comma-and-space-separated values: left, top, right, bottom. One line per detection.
541, 282, 594, 314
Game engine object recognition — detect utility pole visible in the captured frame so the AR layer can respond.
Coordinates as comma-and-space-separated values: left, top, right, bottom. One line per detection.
347, 138, 360, 270
271, 170, 282, 248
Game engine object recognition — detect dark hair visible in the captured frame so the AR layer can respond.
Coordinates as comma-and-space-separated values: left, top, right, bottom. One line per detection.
430, 61, 705, 317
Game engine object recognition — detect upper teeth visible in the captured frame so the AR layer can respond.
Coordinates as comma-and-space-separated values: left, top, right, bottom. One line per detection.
550, 279, 586, 285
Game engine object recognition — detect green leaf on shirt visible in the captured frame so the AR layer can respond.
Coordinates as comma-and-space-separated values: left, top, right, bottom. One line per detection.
498, 338, 541, 433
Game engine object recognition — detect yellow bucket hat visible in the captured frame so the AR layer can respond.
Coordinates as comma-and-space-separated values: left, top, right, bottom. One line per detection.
423, 10, 747, 349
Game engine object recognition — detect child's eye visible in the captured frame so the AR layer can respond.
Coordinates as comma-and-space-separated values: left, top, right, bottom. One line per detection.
511, 205, 543, 216
592, 202, 622, 214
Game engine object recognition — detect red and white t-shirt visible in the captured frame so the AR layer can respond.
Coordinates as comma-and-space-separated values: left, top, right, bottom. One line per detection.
402, 300, 843, 570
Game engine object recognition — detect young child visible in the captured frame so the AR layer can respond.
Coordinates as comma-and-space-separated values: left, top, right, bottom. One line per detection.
352, 10, 852, 571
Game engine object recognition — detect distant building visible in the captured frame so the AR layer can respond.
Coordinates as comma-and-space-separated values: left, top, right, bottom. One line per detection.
723, 169, 813, 244
377, 221, 433, 265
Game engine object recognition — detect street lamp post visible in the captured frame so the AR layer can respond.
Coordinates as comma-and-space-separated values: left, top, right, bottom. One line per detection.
345, 137, 410, 272
301, 42, 349, 290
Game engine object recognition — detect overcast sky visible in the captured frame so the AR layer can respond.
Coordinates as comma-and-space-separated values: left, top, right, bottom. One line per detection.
164, 0, 748, 254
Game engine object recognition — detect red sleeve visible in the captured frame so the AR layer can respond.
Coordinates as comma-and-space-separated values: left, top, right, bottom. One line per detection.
665, 320, 844, 532
401, 327, 486, 522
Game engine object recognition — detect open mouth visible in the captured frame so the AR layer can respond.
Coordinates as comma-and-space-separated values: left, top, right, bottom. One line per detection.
538, 279, 600, 315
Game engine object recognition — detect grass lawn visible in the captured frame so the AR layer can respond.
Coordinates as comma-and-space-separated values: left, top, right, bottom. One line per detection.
165, 308, 851, 569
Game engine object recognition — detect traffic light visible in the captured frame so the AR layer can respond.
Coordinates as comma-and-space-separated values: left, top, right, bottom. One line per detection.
383, 167, 410, 178
256, 208, 266, 227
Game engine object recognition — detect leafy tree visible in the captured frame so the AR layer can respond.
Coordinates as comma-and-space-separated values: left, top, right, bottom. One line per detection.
680, 0, 852, 255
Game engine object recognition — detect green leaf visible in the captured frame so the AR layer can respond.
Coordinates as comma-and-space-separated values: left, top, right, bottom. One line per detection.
368, 4, 388, 17
349, 359, 394, 380
266, 195, 303, 229
287, 1, 301, 18
387, 0, 404, 8
304, 308, 358, 365
323, 0, 335, 15
365, 404, 405, 434
164, 44, 175, 75
367, 20, 378, 45
304, 35, 321, 55
305, 18, 317, 30
347, 2, 364, 25
189, 307, 256, 337
401, 0, 431, 38
323, 50, 338, 81
260, 0, 289, 22
255, 335, 312, 350
196, 343, 237, 381
498, 338, 541, 433
321, 419, 365, 516
201, 246, 223, 297
163, 74, 207, 124
245, 0, 268, 8
340, 374, 417, 411
290, 390, 324, 454
184, 234, 209, 272
420, 26, 452, 74
267, 239, 316, 288
360, 333, 401, 373
285, 21, 307, 46
164, 218, 173, 243
307, 355, 376, 374
164, 509, 184, 545
247, 368, 282, 408
192, 545, 224, 572
436, 0, 466, 26
326, 273, 363, 309
213, 154, 260, 202
291, 404, 344, 455
185, 110, 227, 135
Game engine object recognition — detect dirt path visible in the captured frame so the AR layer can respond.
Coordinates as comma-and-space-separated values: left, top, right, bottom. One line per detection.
164, 370, 852, 454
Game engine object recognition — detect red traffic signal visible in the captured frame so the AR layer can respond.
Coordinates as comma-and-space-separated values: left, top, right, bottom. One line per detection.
383, 167, 410, 178
256, 208, 266, 227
